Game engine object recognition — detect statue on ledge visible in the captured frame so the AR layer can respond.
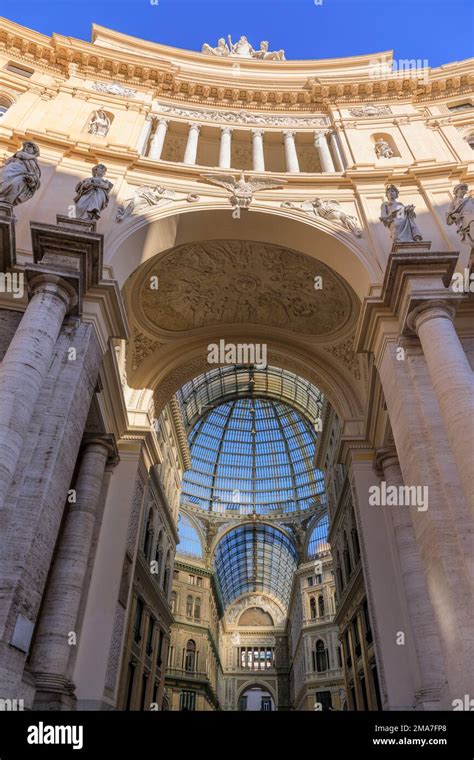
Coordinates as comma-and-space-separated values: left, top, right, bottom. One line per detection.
201, 38, 230, 56
74, 163, 113, 221
380, 184, 423, 243
201, 35, 285, 60
446, 183, 474, 246
201, 170, 286, 211
282, 197, 362, 237
0, 141, 41, 206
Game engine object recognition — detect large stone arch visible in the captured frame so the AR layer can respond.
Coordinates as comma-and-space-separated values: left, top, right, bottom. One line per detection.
106, 205, 382, 296
115, 206, 370, 428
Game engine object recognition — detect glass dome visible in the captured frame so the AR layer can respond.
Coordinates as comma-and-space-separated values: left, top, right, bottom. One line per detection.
180, 397, 325, 515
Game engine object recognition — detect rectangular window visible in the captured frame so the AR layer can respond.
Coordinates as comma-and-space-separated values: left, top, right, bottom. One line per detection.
156, 629, 163, 668
5, 62, 34, 77
180, 690, 196, 711
307, 576, 314, 586
146, 617, 154, 656
196, 577, 203, 587
133, 598, 144, 643
125, 662, 135, 710
140, 673, 149, 711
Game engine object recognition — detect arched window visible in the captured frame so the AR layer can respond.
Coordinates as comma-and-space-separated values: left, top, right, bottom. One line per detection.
467, 134, 474, 150
194, 597, 201, 621
343, 532, 352, 579
310, 596, 317, 619
143, 510, 153, 560
351, 524, 361, 563
186, 595, 193, 618
315, 640, 328, 672
318, 594, 325, 618
336, 551, 344, 592
163, 549, 172, 594
154, 531, 163, 577
184, 639, 196, 672
0, 95, 13, 120
170, 591, 177, 614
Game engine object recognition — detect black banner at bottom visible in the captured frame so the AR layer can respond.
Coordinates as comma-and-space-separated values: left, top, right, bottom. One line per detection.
0, 710, 472, 757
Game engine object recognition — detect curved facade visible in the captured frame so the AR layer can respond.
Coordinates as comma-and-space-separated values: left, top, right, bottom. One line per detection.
0, 16, 472, 716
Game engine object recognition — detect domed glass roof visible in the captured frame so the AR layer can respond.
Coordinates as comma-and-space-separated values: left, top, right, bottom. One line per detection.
180, 397, 325, 515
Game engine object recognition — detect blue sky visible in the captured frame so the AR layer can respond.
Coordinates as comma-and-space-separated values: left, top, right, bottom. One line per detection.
3, 0, 473, 66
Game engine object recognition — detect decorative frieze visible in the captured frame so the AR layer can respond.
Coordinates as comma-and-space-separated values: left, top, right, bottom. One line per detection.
348, 104, 392, 117
155, 102, 328, 128
92, 81, 137, 98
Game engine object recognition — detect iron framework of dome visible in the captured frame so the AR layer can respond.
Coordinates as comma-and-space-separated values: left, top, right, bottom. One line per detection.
180, 395, 326, 516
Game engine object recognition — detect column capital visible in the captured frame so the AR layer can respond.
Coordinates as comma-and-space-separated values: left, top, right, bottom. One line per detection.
25, 269, 79, 314
220, 125, 233, 134
282, 129, 296, 139
251, 128, 264, 137
0, 202, 16, 272
187, 121, 201, 131
314, 129, 329, 143
82, 432, 119, 467
154, 116, 169, 127
374, 446, 399, 477
406, 299, 456, 335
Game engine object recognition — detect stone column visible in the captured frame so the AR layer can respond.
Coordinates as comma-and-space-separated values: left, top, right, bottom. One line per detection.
282, 130, 300, 173
0, 274, 77, 510
219, 126, 233, 169
148, 118, 169, 161
314, 130, 335, 173
30, 434, 118, 709
329, 130, 345, 171
375, 448, 444, 709
407, 300, 474, 510
183, 122, 201, 165
136, 116, 153, 156
251, 129, 265, 171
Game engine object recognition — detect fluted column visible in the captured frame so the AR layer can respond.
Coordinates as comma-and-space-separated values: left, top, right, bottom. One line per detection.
407, 300, 474, 509
329, 130, 345, 171
148, 118, 169, 160
0, 274, 77, 510
314, 130, 335, 173
30, 434, 118, 709
283, 130, 300, 173
136, 116, 153, 156
183, 122, 201, 165
375, 448, 444, 709
219, 126, 233, 169
251, 129, 265, 171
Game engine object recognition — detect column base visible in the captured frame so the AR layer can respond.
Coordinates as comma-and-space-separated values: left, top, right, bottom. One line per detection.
32, 672, 77, 711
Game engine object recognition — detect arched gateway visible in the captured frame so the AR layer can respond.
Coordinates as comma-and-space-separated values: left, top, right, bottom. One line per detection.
0, 17, 472, 714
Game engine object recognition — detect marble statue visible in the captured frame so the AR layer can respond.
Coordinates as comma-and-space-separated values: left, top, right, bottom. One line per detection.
201, 171, 286, 210
88, 109, 111, 137
282, 197, 362, 237
446, 183, 474, 246
74, 163, 113, 221
374, 138, 394, 159
116, 185, 199, 222
0, 140, 41, 206
201, 38, 230, 56
380, 184, 423, 243
254, 40, 286, 61
201, 35, 285, 61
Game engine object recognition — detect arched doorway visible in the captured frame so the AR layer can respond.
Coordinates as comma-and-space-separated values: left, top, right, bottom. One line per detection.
238, 684, 276, 712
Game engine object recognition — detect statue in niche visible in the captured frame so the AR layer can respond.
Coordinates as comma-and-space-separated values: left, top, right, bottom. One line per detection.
282, 197, 362, 237
74, 163, 113, 221
201, 170, 286, 210
374, 138, 394, 159
88, 109, 111, 137
380, 184, 423, 243
446, 183, 474, 246
201, 38, 230, 56
0, 140, 41, 206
